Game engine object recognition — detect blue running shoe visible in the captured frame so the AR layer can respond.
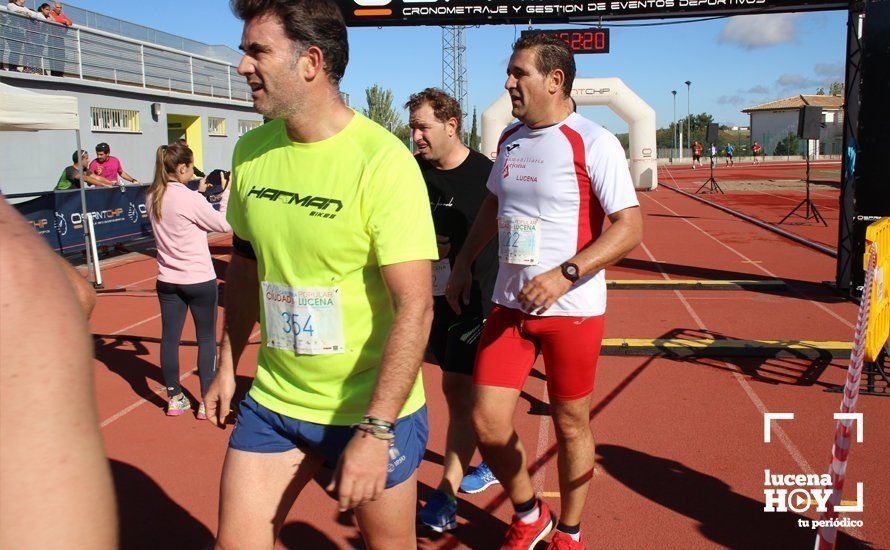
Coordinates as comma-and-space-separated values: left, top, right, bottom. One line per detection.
419, 489, 457, 532
459, 462, 500, 494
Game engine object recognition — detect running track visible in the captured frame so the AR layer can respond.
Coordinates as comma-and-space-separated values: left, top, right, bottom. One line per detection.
88, 166, 888, 549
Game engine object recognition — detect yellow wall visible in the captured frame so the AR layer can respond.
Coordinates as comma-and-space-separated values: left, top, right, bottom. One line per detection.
166, 114, 203, 170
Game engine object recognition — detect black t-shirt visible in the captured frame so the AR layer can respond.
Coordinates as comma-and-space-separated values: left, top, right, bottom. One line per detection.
418, 149, 497, 315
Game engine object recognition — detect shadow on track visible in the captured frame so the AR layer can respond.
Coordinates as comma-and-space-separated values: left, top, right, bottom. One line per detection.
596, 444, 869, 549
111, 459, 214, 549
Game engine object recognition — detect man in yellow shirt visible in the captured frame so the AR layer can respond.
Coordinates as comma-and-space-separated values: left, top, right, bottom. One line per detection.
203, 1, 437, 548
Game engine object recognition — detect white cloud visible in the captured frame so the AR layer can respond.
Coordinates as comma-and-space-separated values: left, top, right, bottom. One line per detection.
776, 73, 822, 90
718, 14, 800, 49
717, 95, 746, 105
743, 85, 771, 94
814, 63, 843, 78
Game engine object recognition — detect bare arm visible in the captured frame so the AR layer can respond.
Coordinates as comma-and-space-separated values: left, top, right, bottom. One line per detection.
518, 206, 643, 314
446, 192, 498, 313
327, 259, 434, 511
0, 199, 116, 549
57, 256, 96, 318
119, 170, 139, 184
366, 259, 435, 422
205, 250, 258, 427
83, 174, 114, 187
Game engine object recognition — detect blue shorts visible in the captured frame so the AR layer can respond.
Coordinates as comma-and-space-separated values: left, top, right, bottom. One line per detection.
229, 394, 429, 488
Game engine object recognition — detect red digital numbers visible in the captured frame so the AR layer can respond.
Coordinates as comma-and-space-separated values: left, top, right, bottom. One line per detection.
545, 30, 609, 53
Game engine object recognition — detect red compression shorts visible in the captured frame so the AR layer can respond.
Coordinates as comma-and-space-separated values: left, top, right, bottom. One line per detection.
474, 304, 605, 400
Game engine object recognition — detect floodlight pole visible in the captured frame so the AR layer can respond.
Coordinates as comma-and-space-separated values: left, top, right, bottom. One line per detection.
671, 90, 677, 162
685, 80, 692, 154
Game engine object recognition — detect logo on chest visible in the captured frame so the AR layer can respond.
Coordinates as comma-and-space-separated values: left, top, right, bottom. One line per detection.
246, 185, 344, 219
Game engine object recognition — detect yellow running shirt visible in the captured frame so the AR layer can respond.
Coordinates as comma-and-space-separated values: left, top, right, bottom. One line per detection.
228, 113, 437, 425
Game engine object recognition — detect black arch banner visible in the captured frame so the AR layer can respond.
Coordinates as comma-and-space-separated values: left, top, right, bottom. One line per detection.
335, 0, 847, 26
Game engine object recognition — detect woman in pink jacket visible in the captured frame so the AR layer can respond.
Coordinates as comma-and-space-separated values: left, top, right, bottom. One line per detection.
147, 143, 230, 418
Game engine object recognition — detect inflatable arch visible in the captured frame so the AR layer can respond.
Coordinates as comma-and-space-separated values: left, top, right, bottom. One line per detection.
481, 78, 657, 191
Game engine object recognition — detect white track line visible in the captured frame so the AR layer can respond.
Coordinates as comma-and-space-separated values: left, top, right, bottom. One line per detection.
641, 183, 863, 539
106, 253, 230, 291
100, 328, 261, 428
639, 242, 815, 474
640, 189, 853, 330
109, 313, 162, 335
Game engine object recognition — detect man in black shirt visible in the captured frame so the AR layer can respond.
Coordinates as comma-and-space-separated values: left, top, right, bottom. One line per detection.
407, 88, 500, 532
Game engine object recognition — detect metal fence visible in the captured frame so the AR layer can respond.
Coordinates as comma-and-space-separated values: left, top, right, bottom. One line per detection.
0, 7, 251, 102
19, 0, 241, 64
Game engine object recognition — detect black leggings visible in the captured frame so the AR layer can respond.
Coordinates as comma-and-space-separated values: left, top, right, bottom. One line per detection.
156, 279, 218, 398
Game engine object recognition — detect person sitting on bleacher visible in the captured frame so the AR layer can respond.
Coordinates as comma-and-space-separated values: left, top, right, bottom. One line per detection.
56, 150, 116, 190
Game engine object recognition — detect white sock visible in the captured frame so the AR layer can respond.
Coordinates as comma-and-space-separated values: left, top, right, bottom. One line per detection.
561, 530, 581, 542
516, 502, 541, 524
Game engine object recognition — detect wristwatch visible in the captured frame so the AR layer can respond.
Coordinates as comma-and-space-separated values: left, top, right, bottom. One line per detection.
560, 262, 580, 283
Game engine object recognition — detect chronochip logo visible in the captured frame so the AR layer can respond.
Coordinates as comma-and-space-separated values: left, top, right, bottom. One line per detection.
127, 202, 147, 224
55, 212, 68, 236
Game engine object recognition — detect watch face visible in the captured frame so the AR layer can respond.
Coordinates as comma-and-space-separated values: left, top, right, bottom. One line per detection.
564, 264, 579, 280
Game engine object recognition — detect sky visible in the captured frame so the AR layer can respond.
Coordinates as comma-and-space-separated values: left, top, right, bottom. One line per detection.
62, 1, 848, 135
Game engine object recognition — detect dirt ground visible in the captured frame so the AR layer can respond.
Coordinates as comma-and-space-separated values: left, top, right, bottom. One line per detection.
690, 179, 840, 192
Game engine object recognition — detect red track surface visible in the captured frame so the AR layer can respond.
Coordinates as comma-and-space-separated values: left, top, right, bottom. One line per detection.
89, 164, 888, 549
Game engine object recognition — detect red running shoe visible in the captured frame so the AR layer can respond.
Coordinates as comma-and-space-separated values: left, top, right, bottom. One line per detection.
501, 499, 555, 549
547, 530, 584, 549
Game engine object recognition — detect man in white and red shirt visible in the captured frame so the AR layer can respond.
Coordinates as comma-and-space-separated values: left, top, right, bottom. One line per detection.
448, 33, 642, 549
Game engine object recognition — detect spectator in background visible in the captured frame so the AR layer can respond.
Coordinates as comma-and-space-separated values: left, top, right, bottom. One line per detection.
48, 2, 73, 25
38, 2, 67, 76
34, 4, 56, 76
709, 143, 717, 168
5, 0, 36, 72
56, 150, 116, 189
147, 142, 230, 419
6, 0, 35, 16
89, 143, 140, 187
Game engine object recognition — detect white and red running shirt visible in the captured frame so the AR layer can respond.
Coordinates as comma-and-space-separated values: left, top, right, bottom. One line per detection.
487, 112, 639, 317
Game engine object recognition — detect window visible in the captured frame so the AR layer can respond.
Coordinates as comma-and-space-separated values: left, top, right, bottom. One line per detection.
239, 119, 261, 136
208, 117, 227, 136
90, 107, 140, 133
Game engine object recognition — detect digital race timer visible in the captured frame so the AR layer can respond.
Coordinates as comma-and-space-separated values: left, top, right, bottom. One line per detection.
520, 29, 610, 54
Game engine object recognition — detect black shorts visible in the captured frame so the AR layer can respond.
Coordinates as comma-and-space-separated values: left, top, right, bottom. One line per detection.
693, 154, 701, 161
429, 295, 485, 376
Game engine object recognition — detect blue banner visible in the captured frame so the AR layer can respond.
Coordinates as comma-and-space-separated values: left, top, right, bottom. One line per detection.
13, 186, 153, 253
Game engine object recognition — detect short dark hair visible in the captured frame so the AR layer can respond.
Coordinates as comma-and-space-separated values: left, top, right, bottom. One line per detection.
72, 149, 87, 163
231, 0, 349, 85
512, 33, 576, 97
95, 142, 110, 154
404, 88, 463, 133
38, 3, 50, 10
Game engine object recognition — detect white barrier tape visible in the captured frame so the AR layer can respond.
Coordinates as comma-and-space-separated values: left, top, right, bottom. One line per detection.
816, 242, 877, 549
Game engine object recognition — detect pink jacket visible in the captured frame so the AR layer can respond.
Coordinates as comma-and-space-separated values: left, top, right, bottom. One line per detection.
148, 181, 231, 285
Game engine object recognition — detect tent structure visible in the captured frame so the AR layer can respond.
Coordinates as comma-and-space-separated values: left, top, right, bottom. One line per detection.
0, 82, 101, 286
0, 83, 79, 131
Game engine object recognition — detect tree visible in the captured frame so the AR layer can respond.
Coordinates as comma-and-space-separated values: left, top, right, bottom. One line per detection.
816, 87, 825, 95
773, 132, 800, 156
829, 81, 843, 96
467, 108, 480, 151
362, 84, 402, 133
